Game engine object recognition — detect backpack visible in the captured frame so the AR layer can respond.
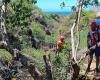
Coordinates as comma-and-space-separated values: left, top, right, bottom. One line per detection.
95, 19, 100, 42
97, 28, 100, 42
88, 31, 96, 48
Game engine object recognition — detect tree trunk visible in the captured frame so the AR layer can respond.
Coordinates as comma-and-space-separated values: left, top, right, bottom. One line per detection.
75, 3, 82, 53
71, 0, 84, 61
71, 22, 76, 61
71, 59, 80, 80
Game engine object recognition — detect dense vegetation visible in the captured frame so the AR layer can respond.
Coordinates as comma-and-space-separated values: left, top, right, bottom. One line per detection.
0, 0, 97, 80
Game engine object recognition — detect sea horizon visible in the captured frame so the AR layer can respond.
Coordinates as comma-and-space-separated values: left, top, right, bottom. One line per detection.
44, 11, 72, 15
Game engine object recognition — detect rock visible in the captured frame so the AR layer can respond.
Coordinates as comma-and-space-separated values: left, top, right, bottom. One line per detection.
45, 29, 51, 35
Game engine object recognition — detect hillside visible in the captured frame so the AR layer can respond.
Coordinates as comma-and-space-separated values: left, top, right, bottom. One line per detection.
0, 0, 99, 80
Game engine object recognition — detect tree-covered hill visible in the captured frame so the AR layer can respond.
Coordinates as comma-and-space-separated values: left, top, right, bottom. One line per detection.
0, 0, 71, 79
0, 0, 98, 80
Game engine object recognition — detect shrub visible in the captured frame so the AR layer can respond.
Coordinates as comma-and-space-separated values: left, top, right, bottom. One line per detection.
0, 49, 12, 61
31, 22, 45, 40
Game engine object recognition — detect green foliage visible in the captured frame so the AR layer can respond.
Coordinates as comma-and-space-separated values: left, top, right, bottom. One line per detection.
22, 48, 45, 74
50, 14, 60, 22
78, 11, 96, 48
43, 14, 55, 29
1, 0, 72, 79
19, 35, 32, 49
6, 0, 38, 49
0, 49, 12, 61
82, 0, 100, 7
31, 22, 45, 40
7, 0, 33, 34
79, 27, 89, 48
28, 0, 37, 4
45, 34, 58, 43
22, 47, 71, 80
62, 40, 71, 55
68, 10, 96, 29
32, 5, 44, 15
79, 10, 96, 28
68, 13, 76, 19
51, 53, 70, 80
60, 2, 66, 9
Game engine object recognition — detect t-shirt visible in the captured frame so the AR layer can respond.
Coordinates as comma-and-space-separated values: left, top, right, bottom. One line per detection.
56, 40, 63, 49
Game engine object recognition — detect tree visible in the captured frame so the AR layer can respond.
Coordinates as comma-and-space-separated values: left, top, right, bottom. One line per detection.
0, 0, 44, 79
71, 0, 100, 61
7, 0, 33, 34
4, 0, 38, 49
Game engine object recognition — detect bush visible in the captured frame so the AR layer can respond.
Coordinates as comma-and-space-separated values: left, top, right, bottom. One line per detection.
22, 48, 71, 80
19, 35, 32, 49
31, 22, 45, 40
79, 27, 89, 48
0, 49, 12, 61
79, 10, 96, 29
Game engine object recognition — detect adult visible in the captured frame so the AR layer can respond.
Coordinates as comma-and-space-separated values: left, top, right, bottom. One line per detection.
56, 35, 65, 55
85, 20, 97, 74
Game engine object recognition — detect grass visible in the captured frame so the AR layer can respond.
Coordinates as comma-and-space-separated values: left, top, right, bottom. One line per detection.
79, 27, 89, 49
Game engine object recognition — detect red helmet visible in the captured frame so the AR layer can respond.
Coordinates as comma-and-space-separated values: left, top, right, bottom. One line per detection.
60, 35, 64, 42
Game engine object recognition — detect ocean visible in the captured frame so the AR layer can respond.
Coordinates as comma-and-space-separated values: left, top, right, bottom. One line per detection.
44, 11, 72, 15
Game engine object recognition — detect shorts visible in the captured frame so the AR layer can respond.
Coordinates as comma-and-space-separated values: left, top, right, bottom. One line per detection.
95, 45, 100, 56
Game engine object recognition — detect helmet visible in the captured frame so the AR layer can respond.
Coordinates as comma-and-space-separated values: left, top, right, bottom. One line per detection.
60, 35, 64, 42
96, 12, 100, 18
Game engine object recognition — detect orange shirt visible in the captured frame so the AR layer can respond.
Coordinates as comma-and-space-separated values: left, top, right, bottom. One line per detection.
56, 40, 63, 49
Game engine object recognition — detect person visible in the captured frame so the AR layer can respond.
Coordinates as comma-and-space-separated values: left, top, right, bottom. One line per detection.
56, 35, 65, 55
86, 13, 100, 75
95, 13, 100, 74
85, 20, 97, 74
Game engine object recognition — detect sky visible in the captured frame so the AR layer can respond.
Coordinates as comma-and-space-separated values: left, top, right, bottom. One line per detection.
36, 0, 77, 12
36, 0, 100, 12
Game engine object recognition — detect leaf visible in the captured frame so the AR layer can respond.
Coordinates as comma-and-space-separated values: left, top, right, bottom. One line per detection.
60, 2, 66, 9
